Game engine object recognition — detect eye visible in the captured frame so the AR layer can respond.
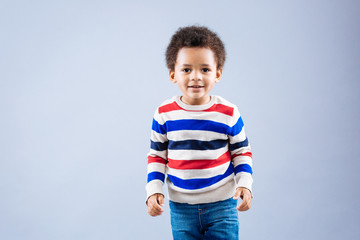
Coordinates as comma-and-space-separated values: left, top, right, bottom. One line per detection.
202, 68, 210, 73
183, 68, 191, 73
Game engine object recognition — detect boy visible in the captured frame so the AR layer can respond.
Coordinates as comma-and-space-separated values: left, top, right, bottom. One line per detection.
146, 25, 253, 240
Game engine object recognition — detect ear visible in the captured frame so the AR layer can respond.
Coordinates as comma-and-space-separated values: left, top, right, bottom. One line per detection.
215, 68, 223, 83
169, 69, 176, 83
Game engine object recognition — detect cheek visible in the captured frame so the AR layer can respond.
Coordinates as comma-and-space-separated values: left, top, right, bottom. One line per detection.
208, 82, 216, 89
178, 79, 187, 85
178, 82, 186, 88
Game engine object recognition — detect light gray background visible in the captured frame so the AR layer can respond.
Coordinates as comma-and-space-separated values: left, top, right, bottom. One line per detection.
1, 0, 359, 239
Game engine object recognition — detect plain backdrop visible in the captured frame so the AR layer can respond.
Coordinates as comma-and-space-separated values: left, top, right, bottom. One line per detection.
1, 0, 359, 239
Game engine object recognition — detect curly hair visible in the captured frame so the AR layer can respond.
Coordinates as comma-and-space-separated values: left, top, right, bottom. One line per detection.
165, 25, 226, 71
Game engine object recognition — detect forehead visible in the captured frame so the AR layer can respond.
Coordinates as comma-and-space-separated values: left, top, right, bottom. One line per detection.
176, 47, 216, 65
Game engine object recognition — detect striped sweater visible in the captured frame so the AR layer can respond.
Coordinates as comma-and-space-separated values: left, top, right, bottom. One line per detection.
146, 95, 253, 204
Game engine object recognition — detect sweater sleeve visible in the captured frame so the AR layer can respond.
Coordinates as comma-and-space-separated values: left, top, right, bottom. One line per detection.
228, 107, 253, 193
145, 108, 168, 201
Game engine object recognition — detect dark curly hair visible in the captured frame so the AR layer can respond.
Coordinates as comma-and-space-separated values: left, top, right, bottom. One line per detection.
165, 25, 226, 71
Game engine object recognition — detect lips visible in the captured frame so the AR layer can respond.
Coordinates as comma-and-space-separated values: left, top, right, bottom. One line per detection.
188, 86, 204, 88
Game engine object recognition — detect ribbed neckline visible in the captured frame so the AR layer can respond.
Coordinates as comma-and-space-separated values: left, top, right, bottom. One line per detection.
175, 96, 216, 111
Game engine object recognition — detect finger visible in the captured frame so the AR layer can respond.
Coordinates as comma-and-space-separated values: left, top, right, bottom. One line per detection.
148, 205, 157, 216
236, 200, 249, 211
237, 195, 247, 211
154, 195, 164, 211
243, 191, 251, 201
146, 195, 157, 206
149, 209, 162, 216
237, 195, 251, 211
150, 200, 164, 213
158, 194, 164, 206
148, 204, 163, 216
233, 188, 242, 199
240, 192, 244, 200
148, 207, 156, 216
148, 208, 162, 217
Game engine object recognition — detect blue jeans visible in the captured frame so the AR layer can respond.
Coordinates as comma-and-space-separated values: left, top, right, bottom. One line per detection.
169, 198, 239, 240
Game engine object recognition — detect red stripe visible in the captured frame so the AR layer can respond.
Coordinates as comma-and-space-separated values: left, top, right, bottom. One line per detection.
203, 104, 234, 116
159, 101, 234, 116
158, 102, 182, 113
232, 152, 252, 158
148, 156, 167, 164
168, 151, 231, 170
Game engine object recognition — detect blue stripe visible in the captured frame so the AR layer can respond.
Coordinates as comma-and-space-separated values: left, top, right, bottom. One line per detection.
168, 139, 228, 150
228, 117, 244, 136
147, 172, 165, 183
166, 119, 230, 134
152, 118, 167, 134
153, 118, 244, 136
150, 140, 168, 151
167, 163, 234, 190
234, 164, 253, 175
229, 138, 249, 151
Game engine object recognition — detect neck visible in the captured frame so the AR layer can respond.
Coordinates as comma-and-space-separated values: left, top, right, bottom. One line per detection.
181, 96, 211, 105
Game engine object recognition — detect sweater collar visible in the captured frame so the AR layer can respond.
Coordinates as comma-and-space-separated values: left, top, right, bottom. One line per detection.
175, 96, 216, 111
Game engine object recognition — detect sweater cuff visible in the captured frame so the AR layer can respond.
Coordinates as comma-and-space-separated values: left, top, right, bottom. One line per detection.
235, 173, 253, 196
145, 180, 164, 203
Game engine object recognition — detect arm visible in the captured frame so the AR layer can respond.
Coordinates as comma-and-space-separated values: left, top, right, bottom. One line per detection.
228, 107, 253, 211
146, 110, 168, 216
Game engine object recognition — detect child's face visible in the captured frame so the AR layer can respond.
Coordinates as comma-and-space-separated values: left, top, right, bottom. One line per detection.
169, 47, 222, 105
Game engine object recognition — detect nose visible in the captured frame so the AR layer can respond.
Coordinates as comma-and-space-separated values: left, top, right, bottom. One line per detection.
190, 70, 202, 81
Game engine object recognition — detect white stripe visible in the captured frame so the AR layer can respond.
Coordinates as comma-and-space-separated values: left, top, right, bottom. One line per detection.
168, 146, 228, 160
231, 109, 241, 127
148, 150, 167, 160
213, 96, 237, 108
148, 162, 166, 174
153, 111, 163, 123
150, 130, 167, 143
166, 161, 230, 180
229, 128, 246, 144
230, 145, 251, 156
157, 110, 233, 125
167, 130, 228, 141
232, 155, 252, 167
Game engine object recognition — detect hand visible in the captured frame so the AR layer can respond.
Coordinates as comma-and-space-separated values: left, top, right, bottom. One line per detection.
233, 187, 252, 211
147, 193, 164, 217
